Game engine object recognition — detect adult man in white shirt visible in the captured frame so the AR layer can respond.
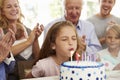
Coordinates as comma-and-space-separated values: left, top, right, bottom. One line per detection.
44, 0, 102, 61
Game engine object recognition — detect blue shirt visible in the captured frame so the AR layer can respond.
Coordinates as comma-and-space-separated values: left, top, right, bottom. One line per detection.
44, 16, 102, 55
0, 63, 6, 80
0, 53, 15, 80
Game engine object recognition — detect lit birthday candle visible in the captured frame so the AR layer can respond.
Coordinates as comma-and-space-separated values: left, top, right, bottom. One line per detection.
75, 53, 80, 63
82, 51, 87, 61
70, 48, 74, 62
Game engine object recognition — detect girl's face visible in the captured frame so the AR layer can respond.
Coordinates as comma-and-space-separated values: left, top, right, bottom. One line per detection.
106, 29, 120, 49
2, 0, 20, 21
99, 0, 115, 17
53, 26, 77, 58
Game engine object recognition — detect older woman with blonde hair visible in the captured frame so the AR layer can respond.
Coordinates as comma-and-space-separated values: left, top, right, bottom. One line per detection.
0, 0, 44, 79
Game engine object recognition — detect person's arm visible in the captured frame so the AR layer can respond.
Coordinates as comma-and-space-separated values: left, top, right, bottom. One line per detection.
12, 23, 44, 57
11, 39, 34, 56
11, 28, 36, 56
32, 39, 40, 62
32, 24, 44, 61
25, 59, 45, 78
25, 71, 34, 78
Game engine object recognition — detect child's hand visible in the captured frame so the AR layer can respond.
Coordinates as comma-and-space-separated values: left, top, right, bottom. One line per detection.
113, 63, 120, 70
99, 37, 105, 45
108, 21, 116, 26
80, 35, 86, 51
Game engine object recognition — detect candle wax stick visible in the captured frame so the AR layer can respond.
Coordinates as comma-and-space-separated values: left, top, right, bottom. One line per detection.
70, 50, 74, 61
84, 52, 86, 61
76, 53, 80, 63
82, 53, 84, 61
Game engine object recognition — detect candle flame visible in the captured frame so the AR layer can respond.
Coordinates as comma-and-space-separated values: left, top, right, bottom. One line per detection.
76, 53, 80, 63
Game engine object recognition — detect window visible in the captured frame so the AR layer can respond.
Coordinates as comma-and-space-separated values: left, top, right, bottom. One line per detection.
18, 0, 120, 46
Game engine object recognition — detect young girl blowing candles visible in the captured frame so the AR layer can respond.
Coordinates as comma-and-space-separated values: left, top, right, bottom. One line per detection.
26, 21, 85, 78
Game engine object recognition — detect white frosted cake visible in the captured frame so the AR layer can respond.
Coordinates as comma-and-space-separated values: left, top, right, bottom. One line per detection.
60, 61, 106, 80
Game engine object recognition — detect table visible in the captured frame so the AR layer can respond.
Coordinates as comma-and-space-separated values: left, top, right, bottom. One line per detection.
21, 70, 120, 80
21, 76, 59, 80
106, 70, 120, 80
21, 75, 120, 80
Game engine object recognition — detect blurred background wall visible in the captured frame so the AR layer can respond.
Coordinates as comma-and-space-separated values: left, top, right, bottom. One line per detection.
18, 0, 120, 46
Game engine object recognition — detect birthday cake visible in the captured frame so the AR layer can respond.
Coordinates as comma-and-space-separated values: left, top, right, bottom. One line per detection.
60, 61, 106, 80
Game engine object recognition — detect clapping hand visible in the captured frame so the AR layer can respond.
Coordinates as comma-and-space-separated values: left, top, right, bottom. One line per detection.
0, 27, 16, 62
27, 23, 44, 44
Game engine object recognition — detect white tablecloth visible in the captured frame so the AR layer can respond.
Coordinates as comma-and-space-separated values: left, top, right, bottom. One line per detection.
21, 76, 59, 80
21, 70, 120, 80
106, 70, 120, 80
22, 76, 120, 80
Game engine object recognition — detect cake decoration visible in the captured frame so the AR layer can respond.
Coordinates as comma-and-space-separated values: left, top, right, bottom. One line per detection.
60, 61, 106, 80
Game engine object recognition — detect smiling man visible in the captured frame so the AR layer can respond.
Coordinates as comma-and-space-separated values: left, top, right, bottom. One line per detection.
87, 0, 120, 48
